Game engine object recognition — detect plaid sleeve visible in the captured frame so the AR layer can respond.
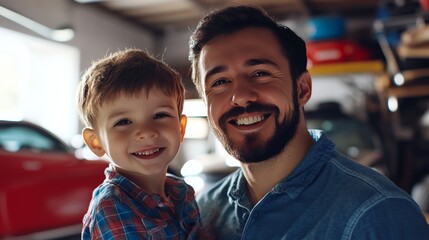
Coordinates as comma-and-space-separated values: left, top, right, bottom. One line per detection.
90, 198, 148, 240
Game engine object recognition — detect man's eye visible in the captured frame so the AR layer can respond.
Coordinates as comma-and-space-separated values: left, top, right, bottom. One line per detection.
253, 71, 270, 77
114, 119, 132, 126
212, 79, 229, 87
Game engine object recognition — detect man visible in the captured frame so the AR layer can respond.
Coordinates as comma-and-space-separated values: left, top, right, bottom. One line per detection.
188, 5, 429, 239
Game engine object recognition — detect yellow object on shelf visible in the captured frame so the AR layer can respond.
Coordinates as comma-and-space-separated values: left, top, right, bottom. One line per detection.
308, 60, 385, 76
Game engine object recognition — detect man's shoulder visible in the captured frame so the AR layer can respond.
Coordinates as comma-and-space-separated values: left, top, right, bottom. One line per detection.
327, 151, 414, 201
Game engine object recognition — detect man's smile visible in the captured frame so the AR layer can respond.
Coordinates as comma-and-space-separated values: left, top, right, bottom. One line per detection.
228, 113, 271, 126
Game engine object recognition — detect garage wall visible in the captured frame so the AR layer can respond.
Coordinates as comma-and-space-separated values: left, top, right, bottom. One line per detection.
0, 0, 156, 74
0, 0, 157, 141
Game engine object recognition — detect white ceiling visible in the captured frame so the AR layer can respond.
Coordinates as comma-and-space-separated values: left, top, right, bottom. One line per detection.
74, 0, 384, 34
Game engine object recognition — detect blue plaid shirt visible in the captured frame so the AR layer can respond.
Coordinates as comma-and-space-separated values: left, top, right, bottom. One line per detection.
82, 165, 201, 239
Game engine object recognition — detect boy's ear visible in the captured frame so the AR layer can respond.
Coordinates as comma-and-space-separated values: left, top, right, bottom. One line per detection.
82, 128, 106, 157
179, 114, 187, 142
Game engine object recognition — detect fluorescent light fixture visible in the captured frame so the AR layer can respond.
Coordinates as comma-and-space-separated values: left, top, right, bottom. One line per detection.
0, 6, 74, 42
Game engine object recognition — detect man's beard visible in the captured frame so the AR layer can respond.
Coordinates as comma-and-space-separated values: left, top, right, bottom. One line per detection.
213, 93, 300, 164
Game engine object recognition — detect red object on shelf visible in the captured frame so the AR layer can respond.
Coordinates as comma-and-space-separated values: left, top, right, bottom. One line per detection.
421, 0, 429, 11
306, 39, 372, 66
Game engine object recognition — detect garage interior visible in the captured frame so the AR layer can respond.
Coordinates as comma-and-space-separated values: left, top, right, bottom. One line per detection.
71, 0, 429, 193
0, 0, 428, 238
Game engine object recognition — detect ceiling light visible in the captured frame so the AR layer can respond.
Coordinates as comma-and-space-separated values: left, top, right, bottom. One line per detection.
393, 73, 405, 86
0, 6, 74, 42
387, 96, 398, 112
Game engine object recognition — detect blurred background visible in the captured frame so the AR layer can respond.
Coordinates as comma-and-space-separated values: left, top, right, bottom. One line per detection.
1, 0, 428, 239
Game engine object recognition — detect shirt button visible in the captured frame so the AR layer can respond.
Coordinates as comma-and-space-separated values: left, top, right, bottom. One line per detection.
158, 203, 164, 208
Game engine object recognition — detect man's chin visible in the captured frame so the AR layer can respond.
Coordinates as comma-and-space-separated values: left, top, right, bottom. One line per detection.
217, 131, 275, 162
228, 143, 271, 164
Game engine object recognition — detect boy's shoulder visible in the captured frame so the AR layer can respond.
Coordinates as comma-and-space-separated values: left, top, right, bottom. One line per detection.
166, 172, 182, 180
83, 181, 128, 221
91, 181, 124, 205
165, 173, 188, 186
165, 173, 197, 201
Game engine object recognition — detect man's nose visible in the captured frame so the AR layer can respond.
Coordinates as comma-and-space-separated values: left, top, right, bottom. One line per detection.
231, 81, 258, 107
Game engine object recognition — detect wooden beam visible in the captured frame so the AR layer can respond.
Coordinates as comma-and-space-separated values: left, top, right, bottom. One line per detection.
387, 85, 429, 98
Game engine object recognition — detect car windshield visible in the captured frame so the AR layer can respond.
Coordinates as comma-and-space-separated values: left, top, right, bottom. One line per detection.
0, 124, 66, 152
307, 118, 377, 154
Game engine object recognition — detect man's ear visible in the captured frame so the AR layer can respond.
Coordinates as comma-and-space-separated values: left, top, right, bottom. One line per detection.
179, 114, 187, 142
297, 71, 312, 106
82, 128, 106, 157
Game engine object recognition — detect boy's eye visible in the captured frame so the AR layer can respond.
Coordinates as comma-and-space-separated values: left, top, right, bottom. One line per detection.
154, 113, 171, 119
114, 119, 132, 126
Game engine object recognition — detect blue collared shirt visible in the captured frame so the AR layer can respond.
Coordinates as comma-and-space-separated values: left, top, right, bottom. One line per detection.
197, 130, 429, 239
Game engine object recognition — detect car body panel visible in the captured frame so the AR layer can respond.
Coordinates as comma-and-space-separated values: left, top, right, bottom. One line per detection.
0, 120, 108, 238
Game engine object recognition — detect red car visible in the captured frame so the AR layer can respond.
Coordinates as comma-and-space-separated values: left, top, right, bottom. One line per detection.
0, 120, 108, 239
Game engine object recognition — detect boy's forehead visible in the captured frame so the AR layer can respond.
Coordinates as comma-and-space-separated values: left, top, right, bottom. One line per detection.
97, 88, 177, 115
102, 86, 172, 105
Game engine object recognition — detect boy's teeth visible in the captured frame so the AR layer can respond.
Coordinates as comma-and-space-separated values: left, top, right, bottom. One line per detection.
135, 148, 160, 156
237, 115, 264, 125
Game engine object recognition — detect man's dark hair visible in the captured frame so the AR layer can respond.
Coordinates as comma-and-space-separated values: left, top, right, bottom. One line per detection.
189, 5, 307, 96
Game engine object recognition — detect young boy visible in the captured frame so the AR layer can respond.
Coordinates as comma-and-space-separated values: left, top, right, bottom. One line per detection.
77, 48, 200, 239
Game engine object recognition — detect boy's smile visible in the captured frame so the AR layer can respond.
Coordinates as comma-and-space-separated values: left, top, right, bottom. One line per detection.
131, 147, 163, 160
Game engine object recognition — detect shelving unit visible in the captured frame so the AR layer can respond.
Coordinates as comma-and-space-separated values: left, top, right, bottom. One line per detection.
307, 60, 397, 180
373, 10, 429, 192
308, 60, 385, 76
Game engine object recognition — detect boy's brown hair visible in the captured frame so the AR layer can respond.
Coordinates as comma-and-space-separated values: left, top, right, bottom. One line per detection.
77, 48, 185, 128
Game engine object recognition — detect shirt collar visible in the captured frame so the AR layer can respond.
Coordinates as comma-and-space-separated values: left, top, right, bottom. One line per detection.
228, 130, 335, 201
104, 164, 194, 206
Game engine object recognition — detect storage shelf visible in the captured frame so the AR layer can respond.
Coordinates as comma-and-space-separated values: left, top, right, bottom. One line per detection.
308, 60, 385, 76
387, 85, 429, 98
